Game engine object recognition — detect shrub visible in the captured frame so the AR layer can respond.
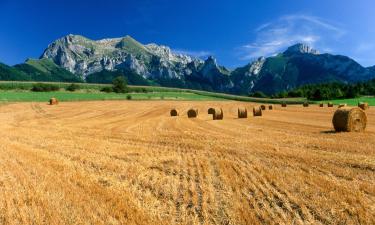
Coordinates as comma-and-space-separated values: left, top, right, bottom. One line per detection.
126, 95, 132, 100
31, 83, 59, 92
66, 83, 80, 92
250, 91, 268, 98
100, 86, 113, 93
112, 76, 128, 93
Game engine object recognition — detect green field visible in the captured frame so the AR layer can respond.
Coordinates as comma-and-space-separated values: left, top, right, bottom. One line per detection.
0, 81, 308, 103
1, 81, 374, 105
315, 97, 375, 106
0, 91, 226, 102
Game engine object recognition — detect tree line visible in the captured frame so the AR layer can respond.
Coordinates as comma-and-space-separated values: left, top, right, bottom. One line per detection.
250, 79, 375, 100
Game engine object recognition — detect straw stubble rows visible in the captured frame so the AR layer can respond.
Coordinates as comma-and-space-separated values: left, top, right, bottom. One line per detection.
0, 101, 374, 224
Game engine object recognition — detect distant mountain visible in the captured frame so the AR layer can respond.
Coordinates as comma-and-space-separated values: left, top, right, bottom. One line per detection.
368, 65, 375, 74
231, 44, 375, 94
41, 34, 234, 92
40, 36, 375, 94
41, 34, 202, 78
1, 35, 375, 95
14, 59, 82, 82
0, 62, 29, 81
0, 58, 81, 82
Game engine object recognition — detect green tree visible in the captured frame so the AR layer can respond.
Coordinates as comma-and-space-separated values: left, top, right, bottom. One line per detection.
66, 83, 80, 92
311, 89, 322, 100
112, 76, 128, 93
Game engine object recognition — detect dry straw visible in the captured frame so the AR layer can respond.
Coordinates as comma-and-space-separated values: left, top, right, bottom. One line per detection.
238, 107, 248, 118
338, 103, 347, 108
49, 98, 58, 105
170, 109, 179, 116
332, 107, 367, 132
358, 102, 369, 110
260, 105, 266, 110
208, 108, 215, 114
187, 108, 198, 118
268, 105, 274, 110
253, 107, 262, 117
212, 108, 223, 120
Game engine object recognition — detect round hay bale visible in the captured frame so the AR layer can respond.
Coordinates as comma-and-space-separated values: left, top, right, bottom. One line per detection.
170, 109, 179, 117
332, 107, 367, 132
338, 103, 347, 108
303, 102, 309, 107
212, 108, 223, 120
260, 105, 266, 110
187, 108, 198, 118
281, 103, 287, 107
238, 107, 248, 118
49, 98, 58, 105
253, 107, 262, 117
358, 102, 369, 110
208, 108, 215, 114
268, 105, 274, 110
319, 103, 324, 107
328, 102, 334, 107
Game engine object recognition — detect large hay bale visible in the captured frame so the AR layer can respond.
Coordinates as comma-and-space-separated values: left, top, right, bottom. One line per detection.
281, 103, 287, 107
260, 105, 266, 110
253, 107, 262, 117
268, 105, 274, 110
238, 107, 248, 118
332, 107, 367, 132
358, 102, 369, 110
338, 103, 347, 108
303, 102, 309, 107
208, 108, 215, 114
212, 108, 223, 120
49, 98, 58, 105
328, 102, 334, 107
187, 108, 198, 118
319, 103, 324, 107
170, 109, 179, 116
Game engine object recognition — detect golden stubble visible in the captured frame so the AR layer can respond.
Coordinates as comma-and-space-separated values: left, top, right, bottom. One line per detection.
0, 101, 374, 225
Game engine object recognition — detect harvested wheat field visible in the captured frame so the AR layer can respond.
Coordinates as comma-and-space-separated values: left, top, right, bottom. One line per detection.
0, 101, 375, 225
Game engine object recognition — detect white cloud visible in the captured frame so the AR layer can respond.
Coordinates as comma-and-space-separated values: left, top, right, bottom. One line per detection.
240, 14, 345, 61
173, 49, 212, 58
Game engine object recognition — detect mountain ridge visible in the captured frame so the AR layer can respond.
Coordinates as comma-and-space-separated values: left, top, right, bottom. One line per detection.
1, 34, 374, 95
40, 34, 375, 94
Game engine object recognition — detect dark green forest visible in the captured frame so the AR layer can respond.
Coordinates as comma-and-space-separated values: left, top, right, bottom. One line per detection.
261, 79, 375, 100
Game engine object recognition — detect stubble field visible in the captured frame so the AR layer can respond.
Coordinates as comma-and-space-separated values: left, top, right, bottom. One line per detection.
0, 101, 374, 224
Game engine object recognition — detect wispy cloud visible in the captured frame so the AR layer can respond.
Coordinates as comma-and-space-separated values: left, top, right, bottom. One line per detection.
173, 49, 212, 58
240, 14, 346, 61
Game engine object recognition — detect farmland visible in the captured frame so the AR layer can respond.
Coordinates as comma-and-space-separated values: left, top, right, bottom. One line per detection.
314, 97, 375, 106
0, 101, 374, 224
0, 91, 225, 102
0, 81, 306, 104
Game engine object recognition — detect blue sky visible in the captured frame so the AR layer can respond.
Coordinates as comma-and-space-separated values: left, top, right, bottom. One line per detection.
1, 0, 375, 68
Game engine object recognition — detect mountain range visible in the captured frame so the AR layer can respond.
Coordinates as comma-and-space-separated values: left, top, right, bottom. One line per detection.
1, 34, 375, 95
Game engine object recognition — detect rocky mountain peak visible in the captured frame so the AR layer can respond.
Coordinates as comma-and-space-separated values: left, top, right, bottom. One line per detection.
37, 35, 375, 95
284, 43, 319, 55
40, 34, 205, 77
205, 56, 218, 66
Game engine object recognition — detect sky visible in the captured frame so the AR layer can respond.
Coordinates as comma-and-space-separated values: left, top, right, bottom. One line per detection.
1, 0, 375, 68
